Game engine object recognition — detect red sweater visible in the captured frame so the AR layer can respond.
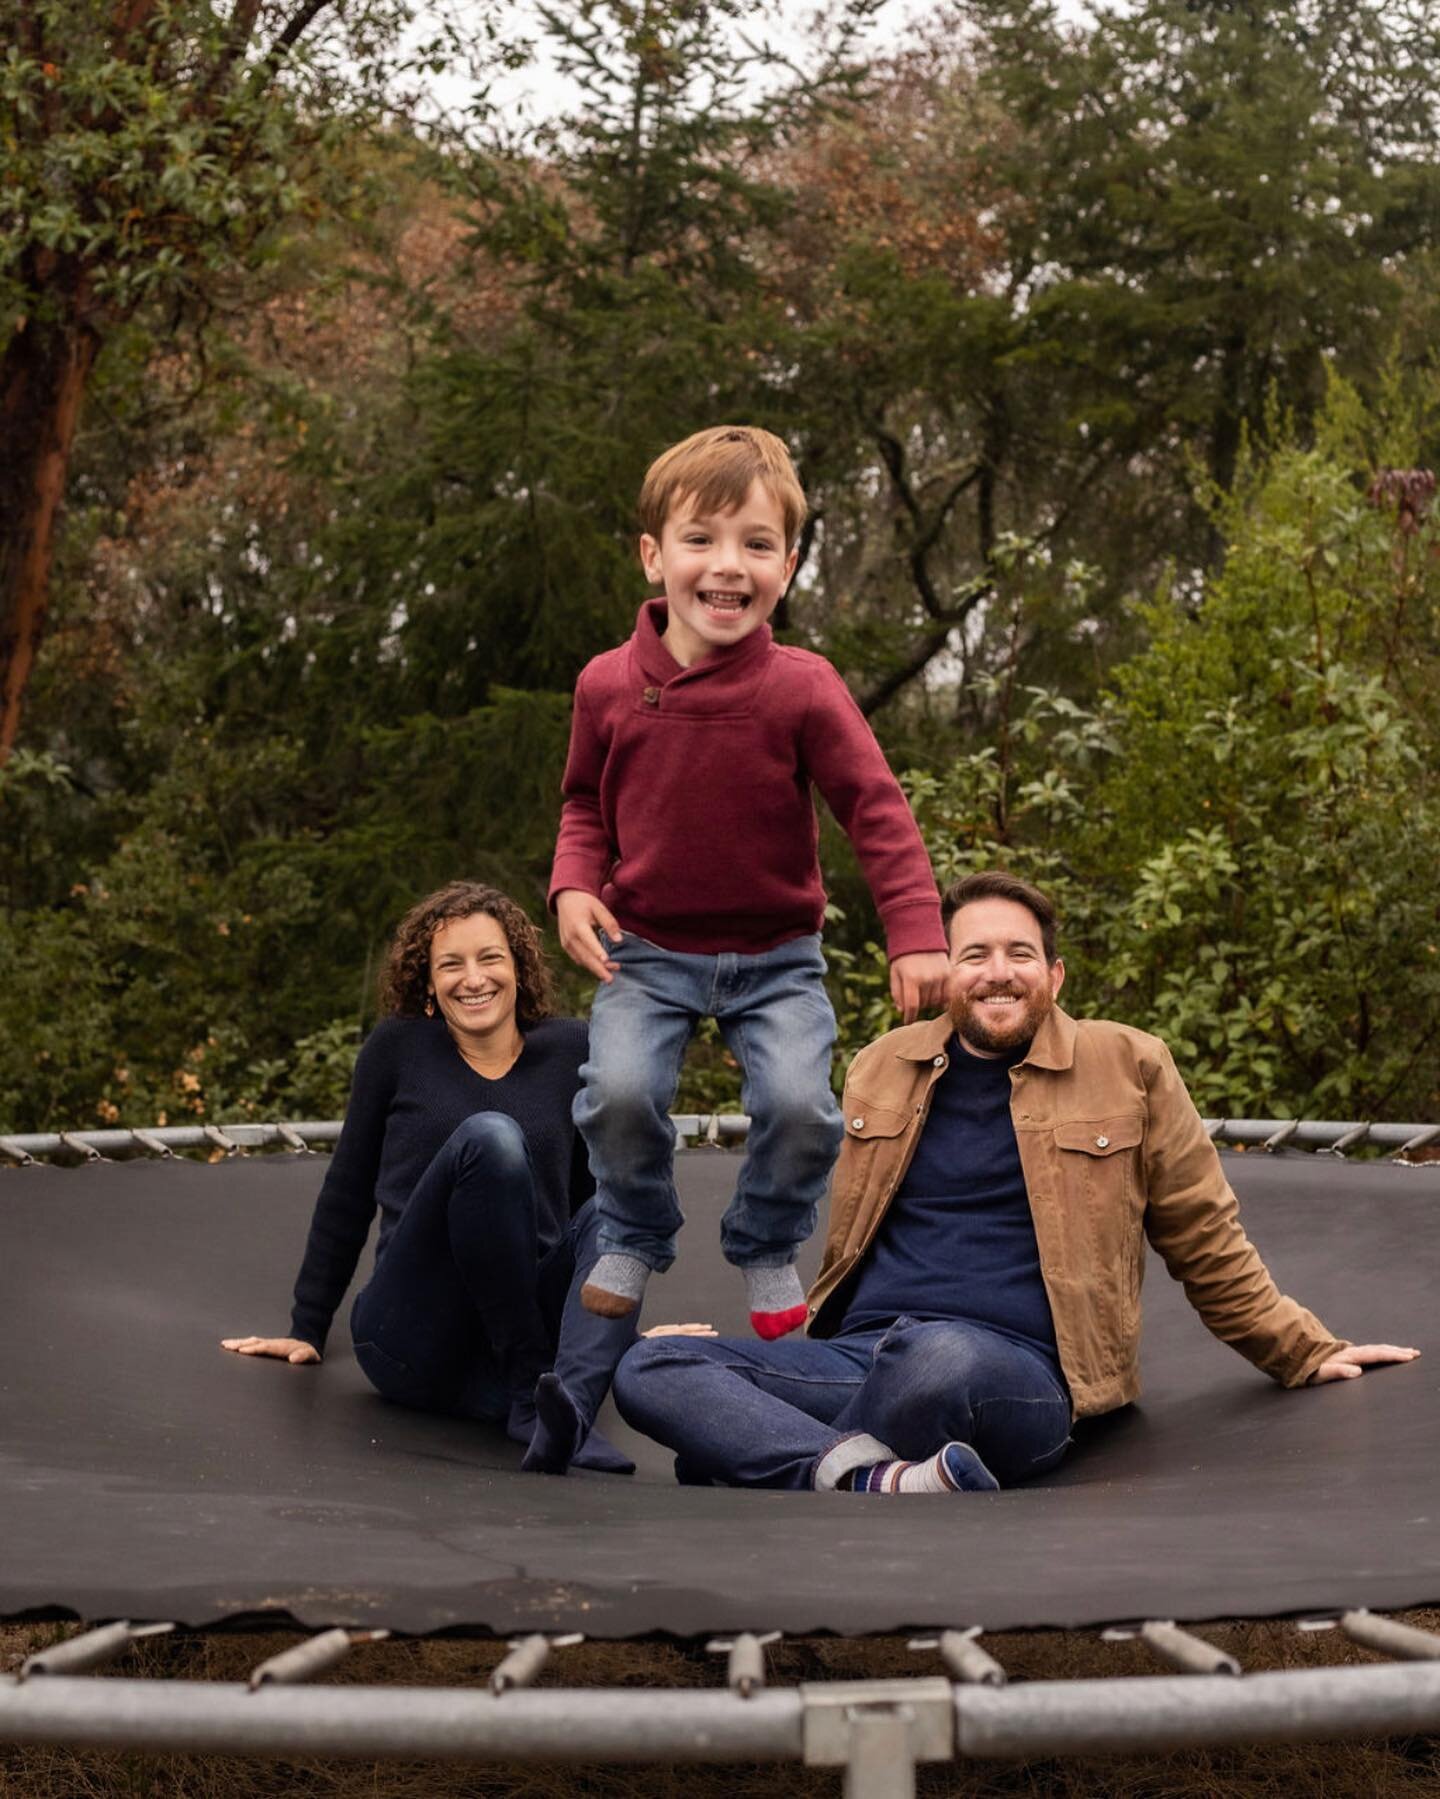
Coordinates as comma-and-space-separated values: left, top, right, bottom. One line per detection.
549, 601, 945, 958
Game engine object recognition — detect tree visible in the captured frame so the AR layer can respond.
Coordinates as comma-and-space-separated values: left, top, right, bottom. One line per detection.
894, 374, 1440, 1119
0, 0, 434, 762
964, 0, 1440, 555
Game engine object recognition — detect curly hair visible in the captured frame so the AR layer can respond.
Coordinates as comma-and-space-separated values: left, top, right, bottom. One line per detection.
378, 882, 554, 1028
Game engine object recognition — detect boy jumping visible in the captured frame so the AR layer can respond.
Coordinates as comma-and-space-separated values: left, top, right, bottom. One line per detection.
551, 425, 948, 1336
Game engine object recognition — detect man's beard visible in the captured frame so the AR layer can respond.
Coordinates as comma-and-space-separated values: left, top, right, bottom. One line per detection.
950, 983, 1054, 1057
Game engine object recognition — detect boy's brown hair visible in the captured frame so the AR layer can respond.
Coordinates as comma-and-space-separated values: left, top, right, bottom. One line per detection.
638, 425, 807, 550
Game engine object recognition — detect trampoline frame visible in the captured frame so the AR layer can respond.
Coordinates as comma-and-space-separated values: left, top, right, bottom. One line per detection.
4, 1114, 1440, 1163
5, 1121, 1438, 1778
5, 1615, 1440, 1787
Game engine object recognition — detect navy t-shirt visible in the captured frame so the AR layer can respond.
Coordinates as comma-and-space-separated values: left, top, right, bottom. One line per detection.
839, 1035, 1060, 1367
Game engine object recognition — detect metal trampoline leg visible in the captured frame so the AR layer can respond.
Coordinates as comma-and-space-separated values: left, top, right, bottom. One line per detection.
801, 1678, 953, 1797
842, 1706, 915, 1799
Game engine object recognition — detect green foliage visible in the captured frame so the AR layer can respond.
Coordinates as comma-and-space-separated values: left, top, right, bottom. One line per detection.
0, 0, 422, 344
899, 384, 1440, 1119
7, 0, 1440, 1135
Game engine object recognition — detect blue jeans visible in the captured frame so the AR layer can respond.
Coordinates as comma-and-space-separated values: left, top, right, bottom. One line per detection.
350, 1113, 636, 1423
574, 932, 844, 1271
613, 1317, 1072, 1489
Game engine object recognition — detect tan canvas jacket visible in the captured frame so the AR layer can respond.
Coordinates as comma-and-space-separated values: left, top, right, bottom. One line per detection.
806, 1006, 1347, 1417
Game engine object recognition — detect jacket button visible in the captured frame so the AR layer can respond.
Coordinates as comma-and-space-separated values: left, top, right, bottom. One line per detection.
851, 1116, 865, 1130
1095, 1134, 1110, 1149
932, 1055, 946, 1067
642, 686, 661, 705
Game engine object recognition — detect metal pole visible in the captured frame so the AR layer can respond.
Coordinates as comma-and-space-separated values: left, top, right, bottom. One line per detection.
843, 1708, 915, 1799
0, 1679, 803, 1762
955, 1664, 1440, 1759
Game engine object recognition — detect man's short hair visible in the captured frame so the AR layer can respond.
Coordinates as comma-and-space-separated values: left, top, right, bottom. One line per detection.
941, 870, 1059, 964
638, 425, 807, 551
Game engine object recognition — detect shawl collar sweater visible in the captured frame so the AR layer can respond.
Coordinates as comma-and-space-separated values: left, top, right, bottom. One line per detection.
549, 600, 944, 957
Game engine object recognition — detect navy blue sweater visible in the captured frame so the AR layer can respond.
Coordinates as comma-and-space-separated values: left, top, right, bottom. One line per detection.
289, 1015, 592, 1352
839, 1036, 1059, 1367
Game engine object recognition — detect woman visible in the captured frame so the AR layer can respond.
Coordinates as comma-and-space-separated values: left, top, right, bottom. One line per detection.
222, 880, 633, 1473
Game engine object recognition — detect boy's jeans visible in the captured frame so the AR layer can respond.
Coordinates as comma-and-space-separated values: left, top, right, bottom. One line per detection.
574, 931, 844, 1271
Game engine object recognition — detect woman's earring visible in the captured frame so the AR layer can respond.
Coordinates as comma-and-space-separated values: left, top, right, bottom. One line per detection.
425, 994, 435, 1017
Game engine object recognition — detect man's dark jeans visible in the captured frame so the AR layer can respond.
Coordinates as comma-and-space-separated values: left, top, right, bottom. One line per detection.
614, 1316, 1072, 1489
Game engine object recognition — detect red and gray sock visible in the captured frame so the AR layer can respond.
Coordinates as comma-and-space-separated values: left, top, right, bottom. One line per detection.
743, 1263, 808, 1340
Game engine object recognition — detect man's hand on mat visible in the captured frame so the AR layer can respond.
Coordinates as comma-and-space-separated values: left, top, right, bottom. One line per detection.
889, 950, 950, 1024
556, 889, 622, 983
641, 1322, 719, 1338
221, 1335, 321, 1365
1309, 1344, 1420, 1383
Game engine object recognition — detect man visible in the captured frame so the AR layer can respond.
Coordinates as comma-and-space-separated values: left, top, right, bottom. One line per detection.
613, 871, 1418, 1493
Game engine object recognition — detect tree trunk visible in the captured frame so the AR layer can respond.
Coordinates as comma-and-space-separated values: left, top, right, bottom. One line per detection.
0, 315, 99, 765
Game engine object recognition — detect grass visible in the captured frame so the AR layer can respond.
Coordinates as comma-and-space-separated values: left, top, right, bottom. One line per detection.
4, 1613, 1440, 1796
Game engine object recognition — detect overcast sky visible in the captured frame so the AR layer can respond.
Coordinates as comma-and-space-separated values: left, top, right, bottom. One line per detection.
433, 0, 964, 137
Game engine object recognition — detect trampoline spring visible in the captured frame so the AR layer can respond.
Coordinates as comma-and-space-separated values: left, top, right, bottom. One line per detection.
202, 1125, 242, 1158
19, 1620, 174, 1680
706, 1631, 780, 1698
248, 1628, 388, 1690
1203, 1118, 1226, 1140
0, 1137, 36, 1166
909, 1630, 1007, 1688
272, 1122, 314, 1154
1261, 1121, 1300, 1155
129, 1130, 173, 1159
490, 1633, 581, 1695
1340, 1610, 1440, 1662
1319, 1124, 1370, 1159
58, 1132, 108, 1163
1392, 1125, 1440, 1163
1108, 1621, 1240, 1677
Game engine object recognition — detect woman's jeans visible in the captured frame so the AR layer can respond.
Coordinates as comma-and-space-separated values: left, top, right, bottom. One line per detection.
574, 931, 845, 1272
613, 1317, 1073, 1489
350, 1112, 635, 1426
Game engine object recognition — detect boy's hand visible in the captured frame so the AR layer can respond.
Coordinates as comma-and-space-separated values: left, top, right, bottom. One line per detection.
556, 888, 623, 983
889, 950, 950, 1023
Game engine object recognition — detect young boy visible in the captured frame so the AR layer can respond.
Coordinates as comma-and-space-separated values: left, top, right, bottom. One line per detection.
551, 425, 949, 1336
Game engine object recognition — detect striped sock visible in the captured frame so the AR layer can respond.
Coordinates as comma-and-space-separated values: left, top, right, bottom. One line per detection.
743, 1264, 808, 1340
844, 1442, 1000, 1494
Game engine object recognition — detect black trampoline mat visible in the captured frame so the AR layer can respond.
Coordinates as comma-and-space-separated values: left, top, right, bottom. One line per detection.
1, 1149, 1435, 1638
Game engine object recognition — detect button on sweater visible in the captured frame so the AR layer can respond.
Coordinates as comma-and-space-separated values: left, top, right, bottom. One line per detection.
549, 599, 945, 958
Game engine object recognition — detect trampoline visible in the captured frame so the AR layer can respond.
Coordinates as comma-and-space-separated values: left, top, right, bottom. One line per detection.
1, 1142, 1435, 1641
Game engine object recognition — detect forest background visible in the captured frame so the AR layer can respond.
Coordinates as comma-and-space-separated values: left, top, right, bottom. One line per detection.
4, 0, 1440, 1135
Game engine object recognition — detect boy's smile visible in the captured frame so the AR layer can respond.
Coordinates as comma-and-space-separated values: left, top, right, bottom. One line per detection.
640, 477, 798, 667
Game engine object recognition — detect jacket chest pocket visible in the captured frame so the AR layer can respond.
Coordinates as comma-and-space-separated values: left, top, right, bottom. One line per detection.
1052, 1114, 1145, 1264
835, 1101, 913, 1251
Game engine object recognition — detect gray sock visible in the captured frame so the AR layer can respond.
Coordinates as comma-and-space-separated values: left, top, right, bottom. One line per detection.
743, 1263, 808, 1338
581, 1253, 651, 1318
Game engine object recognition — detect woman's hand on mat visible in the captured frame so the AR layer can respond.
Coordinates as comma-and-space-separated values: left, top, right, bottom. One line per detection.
889, 950, 951, 1024
221, 1335, 321, 1365
556, 889, 622, 983
1309, 1343, 1420, 1383
641, 1322, 719, 1338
